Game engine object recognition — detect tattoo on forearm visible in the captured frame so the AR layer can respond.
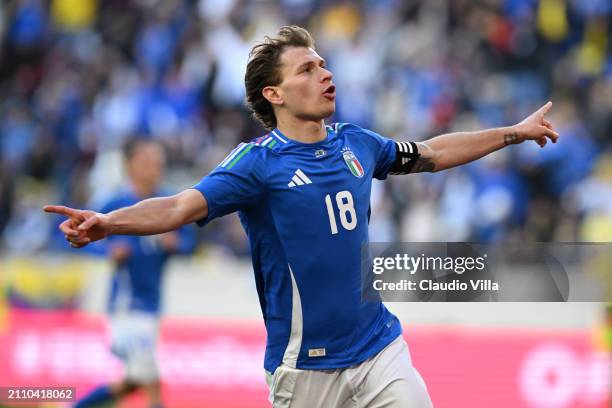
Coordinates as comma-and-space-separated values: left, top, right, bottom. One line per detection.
504, 132, 520, 145
411, 156, 436, 173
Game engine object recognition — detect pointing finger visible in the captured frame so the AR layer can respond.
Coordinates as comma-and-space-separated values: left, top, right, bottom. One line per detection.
537, 101, 553, 116
43, 205, 82, 220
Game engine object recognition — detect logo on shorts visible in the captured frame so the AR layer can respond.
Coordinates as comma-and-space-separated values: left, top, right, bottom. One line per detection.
342, 147, 364, 178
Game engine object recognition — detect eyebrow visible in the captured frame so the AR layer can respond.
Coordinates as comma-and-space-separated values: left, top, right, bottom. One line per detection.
296, 58, 326, 73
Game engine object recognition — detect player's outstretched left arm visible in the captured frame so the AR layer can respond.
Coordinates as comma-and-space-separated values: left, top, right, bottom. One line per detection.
404, 101, 559, 173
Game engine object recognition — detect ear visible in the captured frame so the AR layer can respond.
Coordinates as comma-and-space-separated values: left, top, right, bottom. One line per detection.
262, 86, 283, 106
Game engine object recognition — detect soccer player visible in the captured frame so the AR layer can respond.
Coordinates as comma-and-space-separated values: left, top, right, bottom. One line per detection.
73, 139, 196, 408
45, 26, 558, 407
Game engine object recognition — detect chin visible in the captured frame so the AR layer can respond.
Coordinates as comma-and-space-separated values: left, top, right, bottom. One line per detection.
298, 104, 335, 122
321, 105, 335, 119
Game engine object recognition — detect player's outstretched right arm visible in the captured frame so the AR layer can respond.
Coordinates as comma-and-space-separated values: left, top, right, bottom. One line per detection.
43, 189, 208, 248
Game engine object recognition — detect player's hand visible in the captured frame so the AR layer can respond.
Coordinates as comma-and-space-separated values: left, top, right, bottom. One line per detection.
513, 101, 559, 147
110, 242, 131, 263
43, 205, 112, 248
159, 232, 179, 252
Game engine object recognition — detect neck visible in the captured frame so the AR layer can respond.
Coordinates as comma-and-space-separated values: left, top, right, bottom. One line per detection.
132, 182, 154, 199
275, 116, 327, 143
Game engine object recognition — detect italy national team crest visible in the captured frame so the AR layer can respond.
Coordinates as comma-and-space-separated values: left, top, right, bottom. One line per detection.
342, 148, 365, 178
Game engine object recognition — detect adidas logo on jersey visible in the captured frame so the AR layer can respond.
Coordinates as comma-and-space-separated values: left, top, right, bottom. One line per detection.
288, 169, 312, 187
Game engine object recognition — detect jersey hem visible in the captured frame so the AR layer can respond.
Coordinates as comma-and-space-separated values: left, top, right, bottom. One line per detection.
296, 333, 401, 371
265, 328, 403, 373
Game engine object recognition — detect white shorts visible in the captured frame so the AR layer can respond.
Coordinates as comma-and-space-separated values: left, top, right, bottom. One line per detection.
110, 311, 160, 384
266, 335, 433, 408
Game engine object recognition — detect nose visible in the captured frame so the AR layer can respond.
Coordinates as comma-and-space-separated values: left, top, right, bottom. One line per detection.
321, 67, 333, 83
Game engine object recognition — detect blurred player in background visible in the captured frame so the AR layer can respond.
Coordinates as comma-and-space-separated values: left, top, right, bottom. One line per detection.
45, 26, 558, 407
73, 139, 196, 408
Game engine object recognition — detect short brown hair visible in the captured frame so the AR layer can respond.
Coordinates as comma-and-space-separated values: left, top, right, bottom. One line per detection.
245, 26, 315, 130
123, 138, 163, 161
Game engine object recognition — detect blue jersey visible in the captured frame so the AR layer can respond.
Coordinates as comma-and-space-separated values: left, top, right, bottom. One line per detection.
99, 188, 197, 314
193, 123, 401, 373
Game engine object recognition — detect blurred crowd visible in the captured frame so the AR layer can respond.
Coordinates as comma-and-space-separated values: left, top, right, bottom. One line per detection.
0, 0, 611, 255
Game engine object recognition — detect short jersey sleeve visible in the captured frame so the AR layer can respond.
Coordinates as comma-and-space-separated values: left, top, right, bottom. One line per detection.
341, 124, 396, 180
191, 143, 266, 226
341, 123, 421, 178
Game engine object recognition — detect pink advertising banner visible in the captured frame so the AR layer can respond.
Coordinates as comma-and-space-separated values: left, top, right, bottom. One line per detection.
0, 310, 608, 408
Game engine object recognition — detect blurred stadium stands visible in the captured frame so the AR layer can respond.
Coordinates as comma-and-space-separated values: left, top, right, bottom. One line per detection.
0, 0, 611, 248
0, 0, 610, 407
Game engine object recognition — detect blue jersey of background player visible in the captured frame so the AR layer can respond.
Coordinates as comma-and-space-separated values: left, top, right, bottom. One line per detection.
100, 189, 196, 316
47, 26, 559, 408
74, 139, 196, 408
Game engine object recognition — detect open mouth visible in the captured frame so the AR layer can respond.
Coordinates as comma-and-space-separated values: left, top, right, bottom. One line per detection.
323, 85, 336, 99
